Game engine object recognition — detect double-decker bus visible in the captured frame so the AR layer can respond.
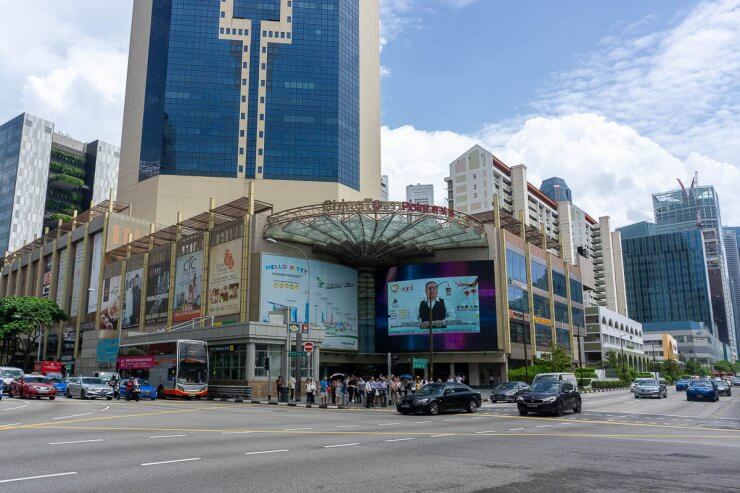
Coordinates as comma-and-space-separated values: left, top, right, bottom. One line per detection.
117, 339, 208, 399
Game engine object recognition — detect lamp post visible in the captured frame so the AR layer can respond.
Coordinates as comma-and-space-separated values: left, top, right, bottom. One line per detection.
266, 238, 310, 402
424, 280, 450, 381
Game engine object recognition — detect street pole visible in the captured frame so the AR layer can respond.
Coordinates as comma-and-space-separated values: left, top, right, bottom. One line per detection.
523, 327, 529, 381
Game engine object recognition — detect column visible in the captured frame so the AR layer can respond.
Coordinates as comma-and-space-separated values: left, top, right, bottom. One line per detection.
246, 342, 256, 381
312, 347, 320, 380
449, 362, 455, 379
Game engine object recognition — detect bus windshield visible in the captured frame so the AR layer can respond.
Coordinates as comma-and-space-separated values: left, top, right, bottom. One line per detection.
177, 341, 208, 385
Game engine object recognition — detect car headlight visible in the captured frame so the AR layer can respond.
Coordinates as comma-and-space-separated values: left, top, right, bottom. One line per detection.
200, 387, 207, 392
177, 385, 184, 391
517, 396, 524, 402
542, 396, 557, 403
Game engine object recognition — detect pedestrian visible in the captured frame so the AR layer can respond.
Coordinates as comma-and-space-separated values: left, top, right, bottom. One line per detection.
348, 376, 356, 404
276, 376, 283, 401
489, 375, 495, 389
364, 378, 374, 408
306, 378, 316, 404
288, 376, 296, 401
378, 377, 388, 407
357, 376, 366, 404
320, 377, 328, 405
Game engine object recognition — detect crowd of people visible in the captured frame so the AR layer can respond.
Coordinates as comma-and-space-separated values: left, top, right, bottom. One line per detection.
272, 373, 470, 407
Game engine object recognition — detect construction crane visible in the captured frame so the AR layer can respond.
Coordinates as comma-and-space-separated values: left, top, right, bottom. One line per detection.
676, 171, 703, 228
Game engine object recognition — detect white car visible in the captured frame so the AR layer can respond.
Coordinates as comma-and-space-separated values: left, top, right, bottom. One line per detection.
630, 378, 655, 392
1, 367, 24, 392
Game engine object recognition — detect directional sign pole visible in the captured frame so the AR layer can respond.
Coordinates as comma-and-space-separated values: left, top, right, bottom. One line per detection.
294, 331, 302, 402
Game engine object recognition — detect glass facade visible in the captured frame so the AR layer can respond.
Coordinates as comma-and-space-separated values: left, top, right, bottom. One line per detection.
535, 324, 552, 349
552, 270, 567, 298
533, 294, 550, 319
554, 301, 569, 324
508, 285, 528, 313
531, 260, 548, 291
0, 115, 23, 253
139, 0, 360, 188
506, 249, 527, 283
622, 230, 714, 328
569, 278, 583, 304
539, 176, 572, 203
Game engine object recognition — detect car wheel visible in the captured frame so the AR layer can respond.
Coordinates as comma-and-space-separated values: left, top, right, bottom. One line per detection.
467, 400, 478, 413
427, 402, 439, 416
553, 401, 563, 417
151, 397, 157, 401
491, 399, 497, 403
66, 389, 71, 399
107, 397, 112, 401
635, 395, 639, 399
81, 389, 87, 400
573, 399, 582, 414
49, 396, 55, 401
518, 408, 528, 416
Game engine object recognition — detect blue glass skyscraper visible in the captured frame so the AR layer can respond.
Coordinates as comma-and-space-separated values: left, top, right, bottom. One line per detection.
119, 0, 380, 224
540, 177, 572, 203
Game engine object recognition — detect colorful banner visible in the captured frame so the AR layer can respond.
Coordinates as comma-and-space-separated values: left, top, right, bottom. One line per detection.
41, 256, 52, 298
55, 247, 68, 308
99, 275, 121, 331
87, 234, 103, 314
260, 254, 358, 351
208, 238, 242, 316
145, 247, 171, 324
173, 250, 203, 323
69, 242, 85, 317
122, 268, 143, 328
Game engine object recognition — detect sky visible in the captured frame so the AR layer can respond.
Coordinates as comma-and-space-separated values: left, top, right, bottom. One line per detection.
0, 0, 738, 227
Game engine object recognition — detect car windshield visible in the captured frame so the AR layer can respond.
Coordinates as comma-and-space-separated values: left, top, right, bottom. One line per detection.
637, 380, 658, 386
530, 381, 559, 393
416, 384, 445, 396
690, 381, 711, 388
81, 378, 104, 385
24, 376, 48, 383
496, 382, 518, 390
1, 369, 23, 379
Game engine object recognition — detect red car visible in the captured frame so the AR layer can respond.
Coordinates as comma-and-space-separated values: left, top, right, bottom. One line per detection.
9, 374, 57, 400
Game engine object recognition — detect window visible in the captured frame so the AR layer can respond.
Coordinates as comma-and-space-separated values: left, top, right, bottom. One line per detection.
209, 345, 246, 382
556, 328, 571, 350
570, 278, 583, 303
510, 324, 531, 344
531, 260, 548, 290
555, 302, 569, 323
535, 324, 552, 349
506, 249, 526, 283
533, 294, 550, 319
552, 271, 567, 297
254, 344, 282, 378
508, 286, 528, 314
572, 308, 585, 328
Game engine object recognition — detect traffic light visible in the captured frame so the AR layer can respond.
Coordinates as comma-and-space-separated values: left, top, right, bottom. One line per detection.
264, 357, 270, 371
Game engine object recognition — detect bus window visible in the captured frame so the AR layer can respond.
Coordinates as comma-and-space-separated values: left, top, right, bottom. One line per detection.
177, 341, 208, 385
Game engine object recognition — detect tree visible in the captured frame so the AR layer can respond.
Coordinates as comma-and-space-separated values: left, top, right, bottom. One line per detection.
713, 360, 734, 374
0, 297, 67, 371
533, 344, 573, 372
660, 359, 682, 383
604, 350, 619, 370
684, 358, 709, 377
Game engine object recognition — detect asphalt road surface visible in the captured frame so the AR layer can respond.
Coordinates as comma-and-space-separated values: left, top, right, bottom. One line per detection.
1, 388, 738, 492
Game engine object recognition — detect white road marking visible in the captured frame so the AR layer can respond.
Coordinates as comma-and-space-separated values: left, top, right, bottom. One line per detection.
245, 449, 289, 455
413, 421, 431, 424
141, 458, 200, 467
49, 439, 103, 445
377, 423, 399, 426
475, 431, 498, 434
323, 443, 360, 448
535, 425, 551, 428
335, 425, 358, 428
101, 406, 110, 412
469, 416, 485, 420
1, 401, 29, 411
443, 418, 462, 422
283, 427, 313, 431
0, 472, 77, 484
385, 438, 414, 442
52, 411, 95, 420
509, 428, 524, 431
148, 435, 187, 439
220, 431, 255, 435
430, 434, 453, 438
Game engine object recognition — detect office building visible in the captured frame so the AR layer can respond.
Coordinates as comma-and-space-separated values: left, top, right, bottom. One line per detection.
653, 184, 736, 360
380, 175, 389, 201
0, 113, 119, 255
583, 306, 645, 368
446, 144, 627, 316
616, 221, 656, 241
540, 177, 572, 204
643, 333, 678, 363
724, 227, 740, 354
118, 0, 381, 225
643, 321, 724, 366
406, 183, 434, 205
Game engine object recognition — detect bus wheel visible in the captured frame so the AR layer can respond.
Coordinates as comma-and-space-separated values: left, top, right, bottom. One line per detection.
157, 386, 165, 400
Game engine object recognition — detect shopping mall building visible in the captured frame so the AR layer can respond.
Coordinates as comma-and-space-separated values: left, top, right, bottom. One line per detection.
0, 193, 586, 396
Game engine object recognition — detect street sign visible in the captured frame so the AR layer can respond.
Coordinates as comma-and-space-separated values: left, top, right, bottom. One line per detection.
289, 351, 307, 358
301, 323, 309, 334
96, 338, 120, 364
289, 323, 300, 333
304, 342, 314, 352
412, 357, 428, 370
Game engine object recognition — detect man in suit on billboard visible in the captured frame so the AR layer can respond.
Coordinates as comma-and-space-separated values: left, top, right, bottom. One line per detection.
419, 281, 447, 327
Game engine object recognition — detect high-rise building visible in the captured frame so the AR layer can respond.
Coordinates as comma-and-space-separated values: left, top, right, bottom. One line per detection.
405, 183, 434, 205
0, 113, 119, 254
653, 184, 736, 360
616, 221, 656, 240
380, 175, 388, 201
723, 227, 740, 355
119, 0, 381, 225
622, 230, 715, 330
540, 177, 572, 203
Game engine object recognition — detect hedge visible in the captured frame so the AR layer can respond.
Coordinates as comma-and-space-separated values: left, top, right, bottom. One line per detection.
636, 372, 655, 378
575, 368, 597, 378
577, 378, 592, 387
591, 380, 627, 389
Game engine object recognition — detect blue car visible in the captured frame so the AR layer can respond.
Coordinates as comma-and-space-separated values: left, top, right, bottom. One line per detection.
49, 376, 70, 395
675, 378, 692, 391
686, 380, 718, 402
120, 379, 157, 401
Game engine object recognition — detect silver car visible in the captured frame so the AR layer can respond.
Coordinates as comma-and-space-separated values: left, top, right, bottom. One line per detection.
66, 377, 114, 400
634, 379, 667, 399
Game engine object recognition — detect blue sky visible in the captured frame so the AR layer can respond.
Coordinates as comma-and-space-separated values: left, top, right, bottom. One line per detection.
0, 0, 738, 226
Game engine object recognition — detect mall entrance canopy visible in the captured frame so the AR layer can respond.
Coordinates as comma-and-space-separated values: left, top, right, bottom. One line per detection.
264, 200, 487, 266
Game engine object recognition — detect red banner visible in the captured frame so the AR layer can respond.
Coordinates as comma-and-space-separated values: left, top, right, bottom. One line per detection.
34, 361, 63, 375
117, 356, 156, 370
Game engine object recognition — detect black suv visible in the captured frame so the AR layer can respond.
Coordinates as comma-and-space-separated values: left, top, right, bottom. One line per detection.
517, 380, 581, 416
397, 383, 482, 415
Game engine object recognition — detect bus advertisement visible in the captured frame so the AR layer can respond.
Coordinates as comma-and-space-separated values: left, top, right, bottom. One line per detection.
117, 339, 208, 399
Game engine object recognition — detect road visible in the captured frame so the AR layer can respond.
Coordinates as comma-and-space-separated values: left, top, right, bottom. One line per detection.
0, 388, 738, 492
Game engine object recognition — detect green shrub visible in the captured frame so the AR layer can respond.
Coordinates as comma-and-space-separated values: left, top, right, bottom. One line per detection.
636, 372, 654, 378
52, 174, 85, 188
575, 368, 597, 378
578, 378, 592, 387
507, 364, 551, 384
591, 380, 626, 389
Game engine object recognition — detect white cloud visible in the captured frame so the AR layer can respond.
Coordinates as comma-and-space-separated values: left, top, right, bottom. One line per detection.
383, 114, 740, 227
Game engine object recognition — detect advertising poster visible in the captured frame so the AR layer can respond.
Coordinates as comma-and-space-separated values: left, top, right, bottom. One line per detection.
260, 254, 358, 351
376, 261, 497, 353
122, 268, 144, 328
387, 275, 481, 336
69, 242, 85, 317
41, 256, 52, 298
145, 246, 171, 324
174, 246, 203, 323
99, 275, 121, 331
208, 238, 242, 316
55, 247, 68, 308
87, 234, 103, 313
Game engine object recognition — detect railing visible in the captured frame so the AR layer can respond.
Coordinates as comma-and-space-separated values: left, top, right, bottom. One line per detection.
158, 316, 215, 334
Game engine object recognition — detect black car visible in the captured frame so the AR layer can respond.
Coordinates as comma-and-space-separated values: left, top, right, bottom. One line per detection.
490, 381, 529, 403
714, 380, 732, 397
397, 383, 482, 416
517, 380, 581, 417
